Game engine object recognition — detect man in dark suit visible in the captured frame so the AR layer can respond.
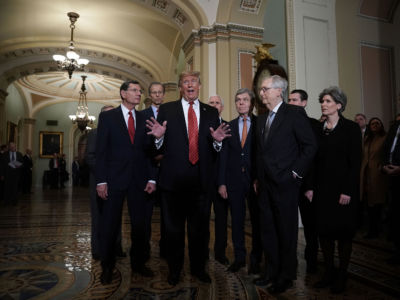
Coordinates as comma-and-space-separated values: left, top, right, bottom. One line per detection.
218, 88, 262, 274
146, 71, 231, 286
49, 153, 59, 189
22, 148, 33, 194
141, 82, 165, 260
382, 120, 400, 265
1, 142, 24, 205
254, 75, 317, 294
207, 95, 229, 265
85, 105, 125, 261
288, 89, 320, 273
95, 80, 157, 285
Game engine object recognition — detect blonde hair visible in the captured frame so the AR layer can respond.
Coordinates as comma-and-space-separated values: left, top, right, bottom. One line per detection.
178, 71, 201, 87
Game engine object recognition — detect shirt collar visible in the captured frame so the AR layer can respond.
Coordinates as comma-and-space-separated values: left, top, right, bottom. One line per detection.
271, 101, 283, 114
121, 103, 135, 116
181, 98, 199, 107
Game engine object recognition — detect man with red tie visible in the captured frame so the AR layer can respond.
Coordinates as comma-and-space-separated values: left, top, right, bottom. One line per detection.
146, 71, 231, 286
96, 80, 157, 285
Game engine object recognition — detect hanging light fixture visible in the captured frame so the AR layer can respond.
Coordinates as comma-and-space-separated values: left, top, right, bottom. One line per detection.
69, 75, 95, 131
53, 12, 89, 79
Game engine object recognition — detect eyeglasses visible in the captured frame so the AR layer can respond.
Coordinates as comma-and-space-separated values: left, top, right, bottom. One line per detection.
126, 88, 143, 94
260, 87, 274, 93
150, 91, 164, 95
182, 79, 199, 86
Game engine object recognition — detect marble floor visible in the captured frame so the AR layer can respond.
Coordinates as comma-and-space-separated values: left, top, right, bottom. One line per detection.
0, 187, 399, 299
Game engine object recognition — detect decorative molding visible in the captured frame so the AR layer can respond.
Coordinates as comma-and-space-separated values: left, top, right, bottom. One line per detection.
182, 23, 263, 55
0, 47, 154, 80
286, 0, 296, 91
302, 0, 328, 8
239, 0, 262, 14
173, 9, 187, 27
0, 47, 155, 88
152, 0, 169, 13
163, 82, 177, 92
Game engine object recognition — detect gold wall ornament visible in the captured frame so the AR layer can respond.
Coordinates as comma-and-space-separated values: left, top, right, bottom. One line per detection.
254, 43, 275, 65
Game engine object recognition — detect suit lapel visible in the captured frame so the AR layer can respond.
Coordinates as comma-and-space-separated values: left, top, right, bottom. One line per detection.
266, 103, 286, 141
199, 102, 209, 140
232, 117, 241, 148
116, 105, 132, 144
176, 100, 189, 143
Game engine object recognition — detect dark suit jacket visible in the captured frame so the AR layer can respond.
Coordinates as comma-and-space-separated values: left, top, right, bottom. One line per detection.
218, 114, 256, 189
382, 120, 400, 166
95, 105, 156, 191
1, 151, 23, 176
255, 102, 317, 185
49, 158, 59, 170
85, 129, 97, 174
142, 106, 156, 120
156, 99, 220, 191
23, 155, 33, 170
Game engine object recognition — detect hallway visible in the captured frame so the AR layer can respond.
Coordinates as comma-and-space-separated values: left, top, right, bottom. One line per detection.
0, 187, 399, 299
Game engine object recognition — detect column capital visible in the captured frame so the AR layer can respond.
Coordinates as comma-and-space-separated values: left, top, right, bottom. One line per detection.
182, 23, 264, 55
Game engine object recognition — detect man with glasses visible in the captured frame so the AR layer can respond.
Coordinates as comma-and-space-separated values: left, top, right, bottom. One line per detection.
146, 71, 231, 286
96, 80, 157, 285
254, 75, 317, 294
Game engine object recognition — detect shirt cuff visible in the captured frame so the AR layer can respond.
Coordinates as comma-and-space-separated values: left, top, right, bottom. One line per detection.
213, 140, 222, 152
155, 137, 164, 149
292, 171, 302, 179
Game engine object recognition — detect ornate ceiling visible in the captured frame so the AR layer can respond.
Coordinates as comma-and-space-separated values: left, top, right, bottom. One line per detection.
17, 72, 122, 101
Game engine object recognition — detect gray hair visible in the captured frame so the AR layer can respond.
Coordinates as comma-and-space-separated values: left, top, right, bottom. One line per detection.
318, 86, 347, 113
268, 75, 288, 99
235, 88, 255, 107
208, 95, 224, 106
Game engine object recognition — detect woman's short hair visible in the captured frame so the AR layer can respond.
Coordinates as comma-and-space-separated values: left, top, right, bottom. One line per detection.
318, 86, 347, 114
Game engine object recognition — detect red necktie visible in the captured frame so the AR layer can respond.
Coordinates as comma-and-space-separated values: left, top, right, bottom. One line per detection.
188, 101, 199, 164
128, 111, 135, 144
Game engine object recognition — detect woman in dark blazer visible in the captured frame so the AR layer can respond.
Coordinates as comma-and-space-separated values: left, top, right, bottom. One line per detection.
305, 86, 361, 294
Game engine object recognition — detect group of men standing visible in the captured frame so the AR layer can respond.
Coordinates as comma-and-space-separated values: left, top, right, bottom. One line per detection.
0, 143, 33, 205
95, 71, 318, 294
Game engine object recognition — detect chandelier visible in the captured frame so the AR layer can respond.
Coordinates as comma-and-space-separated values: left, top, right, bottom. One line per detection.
69, 75, 95, 131
53, 12, 89, 79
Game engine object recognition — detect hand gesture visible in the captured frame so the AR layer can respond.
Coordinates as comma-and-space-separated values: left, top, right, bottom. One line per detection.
304, 190, 313, 202
210, 123, 231, 142
146, 117, 167, 139
383, 164, 400, 176
144, 182, 156, 194
97, 183, 108, 200
339, 193, 351, 205
218, 185, 228, 199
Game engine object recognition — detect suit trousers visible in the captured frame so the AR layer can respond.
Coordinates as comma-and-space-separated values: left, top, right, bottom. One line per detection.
213, 191, 228, 259
298, 193, 319, 265
90, 174, 122, 258
161, 186, 210, 275
100, 183, 150, 269
258, 177, 299, 281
